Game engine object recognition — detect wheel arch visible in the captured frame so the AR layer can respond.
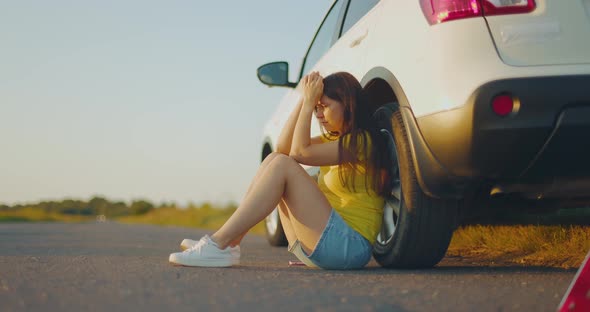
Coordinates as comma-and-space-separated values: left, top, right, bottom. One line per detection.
261, 139, 273, 162
360, 67, 464, 199
360, 66, 407, 109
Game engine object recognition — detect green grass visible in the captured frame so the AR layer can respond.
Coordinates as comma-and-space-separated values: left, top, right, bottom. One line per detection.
0, 207, 93, 223
116, 206, 266, 235
0, 216, 30, 222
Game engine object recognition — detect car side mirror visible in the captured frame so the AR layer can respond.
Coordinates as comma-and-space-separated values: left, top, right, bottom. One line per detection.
257, 61, 297, 88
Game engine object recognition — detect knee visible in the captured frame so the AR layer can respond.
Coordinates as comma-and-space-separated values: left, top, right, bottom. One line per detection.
263, 152, 281, 161
269, 153, 298, 169
266, 152, 284, 160
261, 152, 282, 166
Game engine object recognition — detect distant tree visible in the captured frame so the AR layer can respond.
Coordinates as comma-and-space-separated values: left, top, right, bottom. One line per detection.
37, 201, 57, 213
157, 201, 177, 209
222, 201, 238, 211
130, 200, 154, 215
87, 196, 109, 216
186, 201, 199, 210
109, 201, 130, 217
59, 199, 89, 215
200, 202, 213, 212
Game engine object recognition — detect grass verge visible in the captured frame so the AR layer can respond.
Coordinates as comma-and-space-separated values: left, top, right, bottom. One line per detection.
0, 207, 93, 223
116, 206, 266, 235
447, 225, 590, 268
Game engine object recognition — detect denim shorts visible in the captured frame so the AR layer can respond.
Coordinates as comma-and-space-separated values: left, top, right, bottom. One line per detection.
288, 209, 373, 270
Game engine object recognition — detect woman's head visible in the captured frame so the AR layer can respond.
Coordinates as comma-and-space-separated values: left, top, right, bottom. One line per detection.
315, 72, 368, 136
314, 72, 392, 198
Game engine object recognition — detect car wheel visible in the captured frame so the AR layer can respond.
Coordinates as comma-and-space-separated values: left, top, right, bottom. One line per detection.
265, 207, 288, 246
372, 102, 459, 268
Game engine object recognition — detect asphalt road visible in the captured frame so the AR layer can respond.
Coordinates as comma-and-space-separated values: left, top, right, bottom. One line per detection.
0, 222, 577, 312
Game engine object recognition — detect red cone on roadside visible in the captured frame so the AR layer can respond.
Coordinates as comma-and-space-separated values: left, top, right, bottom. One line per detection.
558, 251, 590, 311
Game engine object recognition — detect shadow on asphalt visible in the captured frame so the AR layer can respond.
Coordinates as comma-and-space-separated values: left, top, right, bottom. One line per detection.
223, 264, 576, 275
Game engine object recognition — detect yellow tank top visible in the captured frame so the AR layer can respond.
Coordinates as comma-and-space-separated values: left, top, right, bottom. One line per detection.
318, 132, 385, 244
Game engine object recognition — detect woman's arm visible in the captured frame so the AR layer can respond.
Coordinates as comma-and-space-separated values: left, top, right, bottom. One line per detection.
275, 97, 304, 155
289, 72, 343, 166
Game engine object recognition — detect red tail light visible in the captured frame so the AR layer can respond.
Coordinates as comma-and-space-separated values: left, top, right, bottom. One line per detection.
419, 0, 481, 25
420, 0, 536, 25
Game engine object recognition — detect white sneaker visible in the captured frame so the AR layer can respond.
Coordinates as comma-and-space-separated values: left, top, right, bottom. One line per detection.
181, 238, 240, 265
169, 235, 233, 267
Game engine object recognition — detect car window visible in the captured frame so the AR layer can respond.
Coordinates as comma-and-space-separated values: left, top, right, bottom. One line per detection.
301, 0, 346, 76
341, 0, 379, 35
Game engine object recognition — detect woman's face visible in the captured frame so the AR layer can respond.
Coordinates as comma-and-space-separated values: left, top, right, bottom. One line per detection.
315, 94, 345, 135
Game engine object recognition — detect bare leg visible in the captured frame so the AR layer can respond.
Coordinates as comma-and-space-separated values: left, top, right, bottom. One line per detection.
230, 196, 295, 248
211, 153, 332, 253
226, 202, 298, 249
277, 199, 297, 246
192, 153, 278, 248
244, 153, 280, 195
224, 153, 281, 247
228, 232, 246, 247
231, 199, 298, 249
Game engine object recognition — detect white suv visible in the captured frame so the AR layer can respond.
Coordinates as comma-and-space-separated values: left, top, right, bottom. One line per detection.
256, 0, 590, 268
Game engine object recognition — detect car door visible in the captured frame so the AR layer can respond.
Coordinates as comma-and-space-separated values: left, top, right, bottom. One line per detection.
304, 0, 381, 137
303, 0, 381, 76
266, 0, 348, 150
267, 0, 381, 151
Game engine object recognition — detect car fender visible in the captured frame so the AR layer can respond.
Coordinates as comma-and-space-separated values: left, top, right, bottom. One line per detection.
361, 67, 465, 199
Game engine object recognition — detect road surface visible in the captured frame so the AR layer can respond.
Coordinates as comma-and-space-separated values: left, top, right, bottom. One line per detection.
0, 222, 576, 311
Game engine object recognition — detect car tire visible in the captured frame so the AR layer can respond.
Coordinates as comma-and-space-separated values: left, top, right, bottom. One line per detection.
372, 102, 459, 268
265, 207, 288, 246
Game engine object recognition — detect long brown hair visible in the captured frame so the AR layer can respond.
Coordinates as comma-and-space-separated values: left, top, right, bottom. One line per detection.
320, 72, 392, 197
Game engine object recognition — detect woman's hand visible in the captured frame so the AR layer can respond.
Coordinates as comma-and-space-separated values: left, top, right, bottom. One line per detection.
301, 71, 324, 110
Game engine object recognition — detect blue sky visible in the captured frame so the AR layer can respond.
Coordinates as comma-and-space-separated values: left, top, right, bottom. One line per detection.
0, 1, 330, 206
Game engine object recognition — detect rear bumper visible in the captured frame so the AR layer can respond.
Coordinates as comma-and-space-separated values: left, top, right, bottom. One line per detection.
407, 75, 590, 199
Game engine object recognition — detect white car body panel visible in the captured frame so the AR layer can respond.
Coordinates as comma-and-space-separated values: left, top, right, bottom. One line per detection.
367, 0, 590, 118
485, 0, 590, 66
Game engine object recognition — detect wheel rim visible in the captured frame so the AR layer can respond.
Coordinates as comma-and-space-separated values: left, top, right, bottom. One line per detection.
376, 128, 402, 246
265, 207, 279, 235
377, 183, 401, 245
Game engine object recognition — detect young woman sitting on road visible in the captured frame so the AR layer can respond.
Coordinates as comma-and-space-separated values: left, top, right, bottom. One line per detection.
169, 71, 391, 270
